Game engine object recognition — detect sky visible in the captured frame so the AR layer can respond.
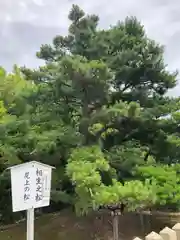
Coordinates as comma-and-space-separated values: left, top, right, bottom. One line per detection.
0, 0, 180, 95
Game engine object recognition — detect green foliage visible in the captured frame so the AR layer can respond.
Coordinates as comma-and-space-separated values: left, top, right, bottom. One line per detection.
135, 165, 180, 210
66, 146, 157, 215
106, 141, 155, 179
94, 179, 157, 211
0, 4, 180, 223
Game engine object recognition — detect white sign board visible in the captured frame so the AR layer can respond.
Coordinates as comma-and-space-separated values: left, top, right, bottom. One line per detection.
9, 161, 54, 212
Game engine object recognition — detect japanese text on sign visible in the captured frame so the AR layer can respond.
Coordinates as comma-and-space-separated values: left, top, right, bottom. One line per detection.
35, 168, 43, 202
24, 171, 30, 202
10, 161, 53, 212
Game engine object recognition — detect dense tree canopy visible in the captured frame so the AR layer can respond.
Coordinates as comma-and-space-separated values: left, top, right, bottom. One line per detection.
0, 4, 180, 223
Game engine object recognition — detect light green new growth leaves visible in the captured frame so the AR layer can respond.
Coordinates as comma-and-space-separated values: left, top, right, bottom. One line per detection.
136, 165, 180, 208
94, 179, 156, 211
66, 145, 157, 215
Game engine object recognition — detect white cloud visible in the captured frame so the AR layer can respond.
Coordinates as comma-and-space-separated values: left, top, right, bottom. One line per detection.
0, 0, 180, 95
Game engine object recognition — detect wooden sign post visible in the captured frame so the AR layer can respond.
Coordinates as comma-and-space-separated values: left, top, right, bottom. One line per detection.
8, 161, 55, 240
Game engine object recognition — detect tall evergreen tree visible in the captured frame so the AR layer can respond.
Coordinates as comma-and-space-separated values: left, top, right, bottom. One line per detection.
0, 4, 179, 228
21, 4, 180, 218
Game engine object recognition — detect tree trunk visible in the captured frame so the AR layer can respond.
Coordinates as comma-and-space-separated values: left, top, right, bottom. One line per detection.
139, 212, 145, 235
